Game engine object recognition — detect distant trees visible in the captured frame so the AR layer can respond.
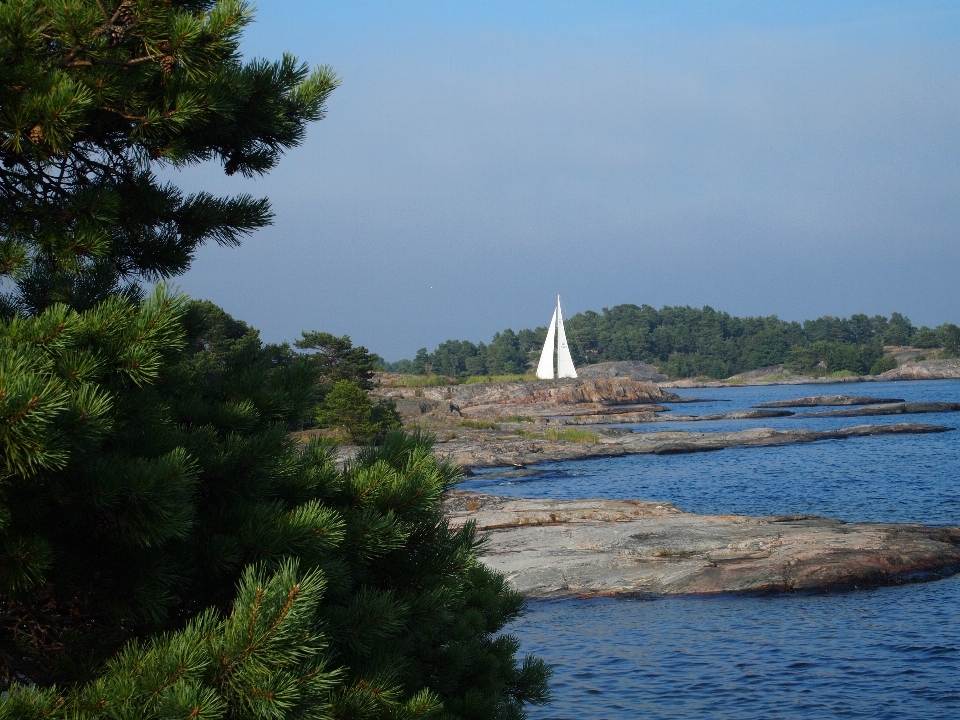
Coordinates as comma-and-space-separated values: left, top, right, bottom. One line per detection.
397, 330, 538, 377
387, 304, 957, 380
783, 342, 883, 376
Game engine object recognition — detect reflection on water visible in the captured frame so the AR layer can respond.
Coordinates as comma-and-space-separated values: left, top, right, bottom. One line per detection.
477, 380, 960, 719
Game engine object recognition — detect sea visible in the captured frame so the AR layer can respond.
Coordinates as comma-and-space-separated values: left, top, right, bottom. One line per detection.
458, 379, 960, 719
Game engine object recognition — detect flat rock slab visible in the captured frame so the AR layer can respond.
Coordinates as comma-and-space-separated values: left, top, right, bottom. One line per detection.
755, 395, 905, 408
800, 402, 960, 418
564, 408, 793, 424
657, 409, 795, 422
436, 423, 952, 468
446, 492, 960, 598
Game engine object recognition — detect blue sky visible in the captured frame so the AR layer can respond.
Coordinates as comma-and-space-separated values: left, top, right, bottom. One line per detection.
175, 1, 960, 359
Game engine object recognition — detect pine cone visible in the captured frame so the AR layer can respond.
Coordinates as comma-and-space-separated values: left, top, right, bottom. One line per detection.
96, 515, 116, 535
28, 125, 43, 144
116, 2, 135, 26
160, 55, 176, 74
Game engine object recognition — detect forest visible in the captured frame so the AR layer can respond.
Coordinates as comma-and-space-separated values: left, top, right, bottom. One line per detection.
388, 305, 960, 379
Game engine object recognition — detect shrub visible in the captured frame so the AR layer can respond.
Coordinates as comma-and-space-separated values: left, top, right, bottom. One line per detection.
315, 380, 401, 443
870, 355, 898, 375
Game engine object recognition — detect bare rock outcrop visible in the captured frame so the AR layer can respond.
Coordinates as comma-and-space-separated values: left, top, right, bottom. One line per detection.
445, 492, 960, 598
381, 378, 678, 419
880, 358, 960, 381
576, 360, 668, 383
755, 395, 905, 408
800, 402, 960, 418
436, 423, 951, 468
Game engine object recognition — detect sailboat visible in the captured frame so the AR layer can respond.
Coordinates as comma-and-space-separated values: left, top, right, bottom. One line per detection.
536, 295, 578, 379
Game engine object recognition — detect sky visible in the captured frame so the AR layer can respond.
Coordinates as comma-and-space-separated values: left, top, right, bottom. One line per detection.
173, 0, 960, 360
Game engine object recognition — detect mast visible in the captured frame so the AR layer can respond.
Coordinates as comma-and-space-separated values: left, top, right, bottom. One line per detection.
536, 306, 557, 379
556, 295, 577, 378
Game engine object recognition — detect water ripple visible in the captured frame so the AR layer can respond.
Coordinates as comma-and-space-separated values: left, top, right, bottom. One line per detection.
493, 380, 960, 718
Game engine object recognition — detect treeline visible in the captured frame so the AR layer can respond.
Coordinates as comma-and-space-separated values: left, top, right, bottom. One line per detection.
387, 305, 960, 379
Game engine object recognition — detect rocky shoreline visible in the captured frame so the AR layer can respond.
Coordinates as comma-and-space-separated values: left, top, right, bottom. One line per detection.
662, 358, 960, 388
446, 492, 960, 598
434, 423, 951, 469
376, 379, 960, 600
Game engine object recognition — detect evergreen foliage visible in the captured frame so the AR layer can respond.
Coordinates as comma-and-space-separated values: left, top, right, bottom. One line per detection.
0, 295, 550, 717
0, 2, 550, 715
315, 379, 401, 443
293, 331, 386, 429
0, 0, 338, 312
389, 305, 957, 380
869, 355, 898, 375
295, 332, 382, 392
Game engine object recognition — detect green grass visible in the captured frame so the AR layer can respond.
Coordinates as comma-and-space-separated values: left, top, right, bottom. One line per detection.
457, 419, 500, 430
545, 427, 599, 444
514, 427, 598, 443
394, 375, 455, 388
722, 376, 749, 385
462, 373, 538, 384
825, 369, 858, 378
498, 415, 536, 423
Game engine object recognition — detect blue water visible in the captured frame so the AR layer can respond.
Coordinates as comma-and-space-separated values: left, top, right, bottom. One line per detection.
466, 380, 960, 719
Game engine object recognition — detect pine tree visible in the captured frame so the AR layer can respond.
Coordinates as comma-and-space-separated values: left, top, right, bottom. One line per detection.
0, 0, 338, 313
0, 2, 551, 714
0, 298, 550, 717
315, 379, 401, 443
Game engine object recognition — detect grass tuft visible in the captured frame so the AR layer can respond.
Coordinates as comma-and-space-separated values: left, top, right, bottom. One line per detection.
457, 419, 500, 430
545, 427, 599, 444
462, 373, 538, 384
395, 375, 455, 388
825, 369, 857, 378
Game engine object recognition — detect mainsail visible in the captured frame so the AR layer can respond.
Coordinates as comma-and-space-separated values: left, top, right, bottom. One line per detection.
535, 296, 578, 380
556, 305, 577, 378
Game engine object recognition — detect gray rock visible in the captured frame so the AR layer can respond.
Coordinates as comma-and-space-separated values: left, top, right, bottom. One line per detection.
445, 492, 960, 598
799, 402, 960, 418
437, 423, 951, 468
755, 395, 905, 408
576, 360, 668, 382
658, 409, 795, 422
880, 358, 960, 380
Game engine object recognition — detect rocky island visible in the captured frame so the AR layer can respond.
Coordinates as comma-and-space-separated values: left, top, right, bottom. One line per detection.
365, 376, 960, 599
446, 492, 960, 598
365, 378, 957, 467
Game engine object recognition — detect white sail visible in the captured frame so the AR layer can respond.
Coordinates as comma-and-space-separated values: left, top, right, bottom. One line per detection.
536, 308, 557, 379
556, 298, 577, 378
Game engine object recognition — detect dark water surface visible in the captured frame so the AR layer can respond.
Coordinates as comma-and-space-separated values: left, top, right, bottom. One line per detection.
463, 380, 960, 719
